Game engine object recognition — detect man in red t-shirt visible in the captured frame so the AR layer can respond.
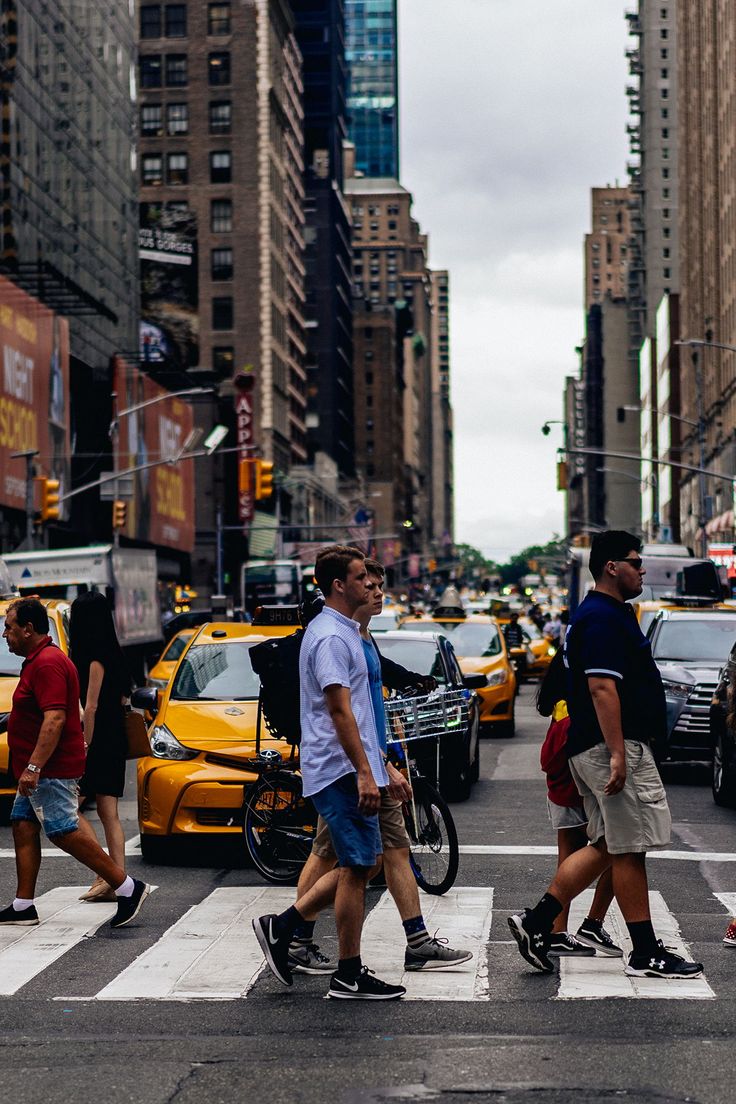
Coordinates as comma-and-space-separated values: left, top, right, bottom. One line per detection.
0, 597, 149, 930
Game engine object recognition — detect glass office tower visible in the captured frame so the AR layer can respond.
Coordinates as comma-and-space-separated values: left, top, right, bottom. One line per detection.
345, 0, 399, 177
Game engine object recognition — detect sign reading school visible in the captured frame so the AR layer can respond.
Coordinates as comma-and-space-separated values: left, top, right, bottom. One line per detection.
113, 357, 195, 553
0, 276, 70, 512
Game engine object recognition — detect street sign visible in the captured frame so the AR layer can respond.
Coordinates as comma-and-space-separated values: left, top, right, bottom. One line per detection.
99, 472, 134, 501
235, 387, 255, 525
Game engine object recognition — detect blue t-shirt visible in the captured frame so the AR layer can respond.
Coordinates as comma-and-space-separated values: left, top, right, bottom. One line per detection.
564, 590, 666, 757
362, 637, 387, 753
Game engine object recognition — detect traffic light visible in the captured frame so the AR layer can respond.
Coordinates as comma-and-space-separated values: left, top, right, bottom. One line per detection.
255, 459, 274, 500
238, 457, 255, 493
38, 477, 60, 522
112, 500, 127, 529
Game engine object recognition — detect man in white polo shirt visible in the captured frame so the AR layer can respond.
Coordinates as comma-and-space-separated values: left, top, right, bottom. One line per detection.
253, 545, 405, 1001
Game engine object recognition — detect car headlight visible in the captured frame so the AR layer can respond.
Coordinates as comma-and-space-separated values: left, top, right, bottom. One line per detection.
547, 647, 556, 657
486, 670, 508, 687
149, 724, 197, 761
661, 679, 692, 699
147, 677, 169, 690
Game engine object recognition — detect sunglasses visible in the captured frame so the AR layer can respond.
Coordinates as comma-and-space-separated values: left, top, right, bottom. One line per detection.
614, 556, 643, 570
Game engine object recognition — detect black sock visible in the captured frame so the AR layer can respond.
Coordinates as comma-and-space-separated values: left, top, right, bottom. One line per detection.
526, 893, 563, 934
292, 919, 316, 944
337, 955, 362, 981
582, 916, 603, 933
276, 905, 305, 939
626, 919, 658, 957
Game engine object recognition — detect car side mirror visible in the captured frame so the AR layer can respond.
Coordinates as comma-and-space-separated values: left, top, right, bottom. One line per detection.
463, 673, 487, 691
131, 686, 159, 714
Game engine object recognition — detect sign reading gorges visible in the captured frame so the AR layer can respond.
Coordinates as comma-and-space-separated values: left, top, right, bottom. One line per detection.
0, 276, 70, 511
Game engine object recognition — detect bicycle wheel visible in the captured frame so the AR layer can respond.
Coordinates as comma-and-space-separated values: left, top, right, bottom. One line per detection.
404, 777, 459, 895
243, 772, 316, 884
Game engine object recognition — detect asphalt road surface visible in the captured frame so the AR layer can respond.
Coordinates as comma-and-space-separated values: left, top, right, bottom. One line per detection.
0, 685, 735, 1104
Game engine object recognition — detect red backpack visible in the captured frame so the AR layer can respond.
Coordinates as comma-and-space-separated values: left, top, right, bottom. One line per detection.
540, 715, 582, 808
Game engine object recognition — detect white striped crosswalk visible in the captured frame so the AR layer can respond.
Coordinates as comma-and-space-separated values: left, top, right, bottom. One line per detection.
0, 884, 728, 1001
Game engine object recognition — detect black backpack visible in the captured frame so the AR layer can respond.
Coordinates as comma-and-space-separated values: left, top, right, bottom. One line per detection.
249, 629, 305, 745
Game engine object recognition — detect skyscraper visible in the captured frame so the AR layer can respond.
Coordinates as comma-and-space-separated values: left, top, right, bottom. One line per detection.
345, 0, 399, 177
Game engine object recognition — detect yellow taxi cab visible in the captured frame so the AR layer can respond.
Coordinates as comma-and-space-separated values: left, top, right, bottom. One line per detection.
134, 618, 297, 860
146, 628, 196, 689
0, 598, 70, 811
634, 599, 679, 638
495, 613, 554, 679
398, 590, 516, 735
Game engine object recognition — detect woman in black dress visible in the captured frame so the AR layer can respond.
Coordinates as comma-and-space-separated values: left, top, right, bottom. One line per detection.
69, 591, 132, 902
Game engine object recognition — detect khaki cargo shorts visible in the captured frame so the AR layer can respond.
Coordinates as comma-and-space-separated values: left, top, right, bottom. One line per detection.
569, 739, 671, 855
312, 787, 410, 860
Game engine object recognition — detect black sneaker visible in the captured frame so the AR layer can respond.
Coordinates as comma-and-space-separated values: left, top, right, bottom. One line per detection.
624, 939, 704, 980
0, 903, 39, 926
576, 920, 623, 958
109, 880, 150, 930
548, 931, 596, 957
252, 914, 293, 986
507, 909, 554, 973
288, 941, 333, 974
327, 966, 406, 1000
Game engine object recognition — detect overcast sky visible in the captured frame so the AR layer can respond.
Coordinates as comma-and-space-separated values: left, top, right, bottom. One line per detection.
398, 0, 630, 562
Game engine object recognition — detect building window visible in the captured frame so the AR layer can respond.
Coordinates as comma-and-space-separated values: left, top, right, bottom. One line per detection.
167, 200, 188, 216
210, 150, 232, 183
209, 100, 231, 133
211, 247, 233, 280
211, 198, 232, 232
208, 3, 231, 34
140, 6, 162, 38
661, 49, 668, 59
663, 226, 671, 238
661, 87, 668, 99
662, 127, 669, 138
165, 53, 187, 86
364, 326, 372, 338
663, 248, 670, 258
664, 267, 671, 278
142, 154, 163, 186
661, 108, 669, 119
663, 207, 670, 218
141, 103, 162, 136
166, 152, 188, 184
368, 205, 379, 216
661, 68, 668, 78
662, 166, 670, 178
209, 52, 230, 85
213, 347, 234, 374
166, 102, 188, 134
165, 4, 187, 36
663, 187, 670, 197
662, 147, 669, 159
388, 220, 396, 230
365, 372, 373, 385
140, 55, 162, 88
212, 297, 233, 330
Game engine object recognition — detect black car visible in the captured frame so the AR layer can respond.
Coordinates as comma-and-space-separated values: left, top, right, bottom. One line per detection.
376, 630, 483, 802
710, 641, 736, 806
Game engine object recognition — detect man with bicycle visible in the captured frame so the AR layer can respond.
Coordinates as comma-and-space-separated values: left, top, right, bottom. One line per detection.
286, 557, 472, 976
253, 546, 406, 1000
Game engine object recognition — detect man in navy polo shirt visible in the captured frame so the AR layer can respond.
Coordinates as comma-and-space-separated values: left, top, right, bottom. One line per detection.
509, 531, 704, 981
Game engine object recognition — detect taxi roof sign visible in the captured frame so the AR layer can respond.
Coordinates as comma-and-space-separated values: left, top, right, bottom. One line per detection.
252, 604, 302, 627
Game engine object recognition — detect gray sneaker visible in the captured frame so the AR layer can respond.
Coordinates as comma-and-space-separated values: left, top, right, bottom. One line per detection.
404, 934, 473, 971
288, 941, 333, 974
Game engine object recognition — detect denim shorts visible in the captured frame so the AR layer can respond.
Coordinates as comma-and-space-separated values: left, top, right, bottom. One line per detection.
11, 777, 80, 839
313, 788, 410, 861
311, 772, 382, 870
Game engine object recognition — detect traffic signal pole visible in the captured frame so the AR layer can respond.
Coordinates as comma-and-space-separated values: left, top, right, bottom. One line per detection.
10, 449, 39, 549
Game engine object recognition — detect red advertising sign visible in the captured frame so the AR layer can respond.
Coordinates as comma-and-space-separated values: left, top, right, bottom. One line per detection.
0, 276, 70, 510
235, 372, 255, 524
113, 357, 195, 552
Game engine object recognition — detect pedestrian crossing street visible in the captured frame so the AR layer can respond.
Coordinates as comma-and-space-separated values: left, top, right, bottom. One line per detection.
0, 884, 728, 1003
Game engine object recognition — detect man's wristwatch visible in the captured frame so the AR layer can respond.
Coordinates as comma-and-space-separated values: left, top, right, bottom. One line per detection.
26, 764, 41, 775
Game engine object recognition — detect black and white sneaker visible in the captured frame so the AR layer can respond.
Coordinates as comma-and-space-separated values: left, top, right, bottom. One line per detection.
252, 913, 293, 986
576, 920, 623, 957
624, 939, 704, 979
110, 880, 150, 929
0, 903, 39, 926
327, 966, 406, 1000
548, 931, 596, 957
507, 909, 554, 973
288, 941, 333, 974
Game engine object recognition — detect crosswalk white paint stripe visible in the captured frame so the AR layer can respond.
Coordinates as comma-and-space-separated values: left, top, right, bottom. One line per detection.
0, 887, 118, 995
359, 887, 493, 1000
95, 886, 294, 1001
713, 892, 736, 917
556, 889, 714, 1001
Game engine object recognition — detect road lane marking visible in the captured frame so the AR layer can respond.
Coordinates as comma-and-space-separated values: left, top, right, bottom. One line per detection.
0, 887, 118, 995
359, 887, 493, 1000
556, 889, 714, 1000
714, 892, 736, 916
94, 886, 294, 1001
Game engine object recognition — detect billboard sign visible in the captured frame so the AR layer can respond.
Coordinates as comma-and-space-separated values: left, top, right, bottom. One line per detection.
113, 357, 195, 552
139, 204, 198, 371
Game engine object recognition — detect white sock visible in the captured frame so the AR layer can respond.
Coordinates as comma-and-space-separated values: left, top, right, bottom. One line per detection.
114, 876, 135, 898
13, 897, 33, 911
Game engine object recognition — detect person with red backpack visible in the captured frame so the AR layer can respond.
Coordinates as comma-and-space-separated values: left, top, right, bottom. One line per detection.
537, 649, 620, 957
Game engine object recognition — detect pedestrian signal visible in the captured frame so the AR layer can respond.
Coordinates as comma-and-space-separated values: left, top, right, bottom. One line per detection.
39, 477, 60, 522
112, 500, 127, 529
255, 459, 274, 500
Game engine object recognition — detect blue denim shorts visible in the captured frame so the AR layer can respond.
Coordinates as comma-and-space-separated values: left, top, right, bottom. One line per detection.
311, 772, 382, 870
11, 777, 80, 839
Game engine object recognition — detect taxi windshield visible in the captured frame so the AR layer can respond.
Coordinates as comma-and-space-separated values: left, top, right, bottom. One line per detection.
432, 622, 501, 657
162, 632, 194, 663
0, 618, 61, 676
171, 642, 260, 701
653, 618, 736, 662
375, 638, 447, 683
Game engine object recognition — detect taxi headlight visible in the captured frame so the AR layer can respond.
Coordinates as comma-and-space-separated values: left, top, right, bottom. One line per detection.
150, 724, 197, 761
547, 647, 556, 657
486, 670, 508, 687
661, 679, 692, 699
